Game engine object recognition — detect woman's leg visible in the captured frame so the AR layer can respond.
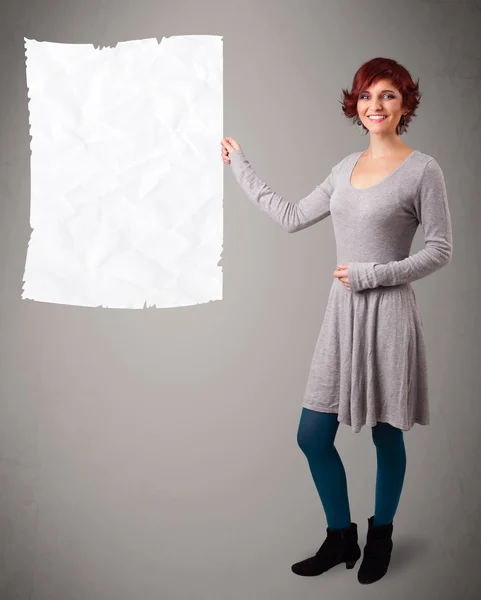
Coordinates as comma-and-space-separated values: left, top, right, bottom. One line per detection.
371, 422, 407, 525
297, 408, 352, 530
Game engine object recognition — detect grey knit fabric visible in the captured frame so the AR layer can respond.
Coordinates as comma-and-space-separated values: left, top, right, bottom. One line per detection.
228, 148, 453, 433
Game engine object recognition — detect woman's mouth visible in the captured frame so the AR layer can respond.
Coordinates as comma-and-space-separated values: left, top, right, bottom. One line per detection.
368, 116, 388, 122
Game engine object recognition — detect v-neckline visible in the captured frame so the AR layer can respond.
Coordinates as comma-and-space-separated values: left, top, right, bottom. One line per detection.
348, 149, 418, 192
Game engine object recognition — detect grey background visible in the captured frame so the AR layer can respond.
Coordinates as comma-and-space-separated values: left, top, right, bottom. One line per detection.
1, 0, 480, 598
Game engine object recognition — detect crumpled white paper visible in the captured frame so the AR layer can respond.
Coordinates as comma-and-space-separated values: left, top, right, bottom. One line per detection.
22, 36, 223, 308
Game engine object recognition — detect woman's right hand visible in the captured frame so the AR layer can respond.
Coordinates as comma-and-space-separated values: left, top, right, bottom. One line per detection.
220, 137, 241, 164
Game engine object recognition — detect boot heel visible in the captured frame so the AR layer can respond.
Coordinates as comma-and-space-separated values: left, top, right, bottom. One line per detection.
346, 560, 357, 569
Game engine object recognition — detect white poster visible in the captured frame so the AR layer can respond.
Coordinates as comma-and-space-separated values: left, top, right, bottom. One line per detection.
23, 36, 223, 308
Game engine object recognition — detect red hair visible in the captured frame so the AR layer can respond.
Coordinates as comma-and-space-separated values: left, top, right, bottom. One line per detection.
340, 57, 422, 135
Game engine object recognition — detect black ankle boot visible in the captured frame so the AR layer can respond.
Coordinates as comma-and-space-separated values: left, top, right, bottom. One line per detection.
357, 515, 394, 584
291, 522, 361, 576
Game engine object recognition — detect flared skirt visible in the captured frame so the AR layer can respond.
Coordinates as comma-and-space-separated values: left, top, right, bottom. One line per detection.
301, 280, 429, 433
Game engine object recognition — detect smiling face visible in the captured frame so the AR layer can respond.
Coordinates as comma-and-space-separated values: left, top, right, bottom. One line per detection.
357, 78, 408, 135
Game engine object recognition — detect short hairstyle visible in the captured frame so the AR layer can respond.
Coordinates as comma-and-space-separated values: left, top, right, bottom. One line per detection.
340, 57, 422, 136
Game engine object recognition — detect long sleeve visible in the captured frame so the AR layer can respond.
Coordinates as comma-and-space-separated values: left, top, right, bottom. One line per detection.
228, 148, 338, 233
348, 158, 453, 291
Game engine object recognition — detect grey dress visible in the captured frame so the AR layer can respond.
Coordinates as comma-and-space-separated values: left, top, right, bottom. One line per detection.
228, 148, 453, 433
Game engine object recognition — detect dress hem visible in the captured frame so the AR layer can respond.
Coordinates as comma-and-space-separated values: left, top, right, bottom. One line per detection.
301, 401, 429, 433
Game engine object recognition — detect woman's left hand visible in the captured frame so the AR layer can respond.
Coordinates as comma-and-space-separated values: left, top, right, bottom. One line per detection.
333, 264, 350, 291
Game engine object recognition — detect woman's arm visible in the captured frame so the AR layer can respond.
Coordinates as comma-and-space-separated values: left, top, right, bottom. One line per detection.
348, 158, 453, 291
228, 148, 338, 233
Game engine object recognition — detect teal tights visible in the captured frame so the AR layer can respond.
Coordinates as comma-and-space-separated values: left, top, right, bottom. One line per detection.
297, 408, 406, 530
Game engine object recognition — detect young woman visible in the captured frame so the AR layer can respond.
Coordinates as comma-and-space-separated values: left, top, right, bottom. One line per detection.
220, 57, 453, 585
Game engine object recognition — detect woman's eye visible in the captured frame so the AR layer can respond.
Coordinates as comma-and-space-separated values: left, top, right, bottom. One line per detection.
360, 94, 395, 100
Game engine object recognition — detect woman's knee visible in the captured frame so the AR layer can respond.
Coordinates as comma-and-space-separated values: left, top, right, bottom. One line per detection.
296, 410, 338, 457
371, 421, 404, 448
